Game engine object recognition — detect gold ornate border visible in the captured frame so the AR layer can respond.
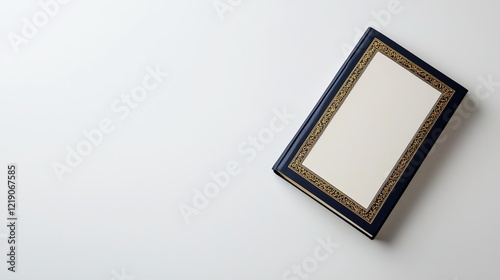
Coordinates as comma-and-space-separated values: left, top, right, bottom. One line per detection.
288, 38, 455, 223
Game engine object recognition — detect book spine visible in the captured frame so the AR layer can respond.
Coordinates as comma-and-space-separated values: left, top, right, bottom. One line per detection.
272, 27, 376, 172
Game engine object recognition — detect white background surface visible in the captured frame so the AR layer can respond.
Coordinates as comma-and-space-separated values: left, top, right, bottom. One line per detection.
0, 0, 498, 279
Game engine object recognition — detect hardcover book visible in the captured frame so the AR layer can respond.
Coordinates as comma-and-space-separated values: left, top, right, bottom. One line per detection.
272, 27, 467, 239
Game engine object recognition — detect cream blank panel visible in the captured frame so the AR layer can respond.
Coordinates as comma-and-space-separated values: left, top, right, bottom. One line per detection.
302, 52, 441, 209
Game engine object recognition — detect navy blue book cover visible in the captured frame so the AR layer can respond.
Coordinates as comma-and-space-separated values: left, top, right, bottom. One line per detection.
273, 27, 467, 239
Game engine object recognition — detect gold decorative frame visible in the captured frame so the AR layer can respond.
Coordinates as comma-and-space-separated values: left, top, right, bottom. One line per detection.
288, 38, 455, 223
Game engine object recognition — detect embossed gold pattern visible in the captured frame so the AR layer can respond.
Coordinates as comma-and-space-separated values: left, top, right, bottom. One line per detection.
289, 38, 455, 223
